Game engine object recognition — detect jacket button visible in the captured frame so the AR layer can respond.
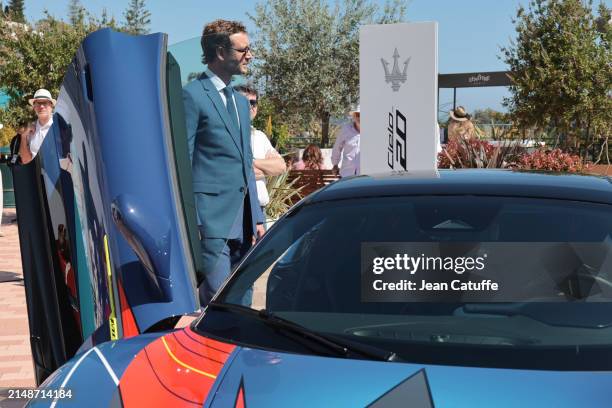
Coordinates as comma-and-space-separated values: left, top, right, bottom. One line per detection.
239, 187, 245, 192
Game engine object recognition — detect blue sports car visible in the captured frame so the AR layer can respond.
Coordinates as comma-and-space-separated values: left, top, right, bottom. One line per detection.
11, 30, 612, 407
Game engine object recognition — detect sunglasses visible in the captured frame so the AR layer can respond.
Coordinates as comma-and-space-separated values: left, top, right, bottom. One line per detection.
249, 99, 258, 108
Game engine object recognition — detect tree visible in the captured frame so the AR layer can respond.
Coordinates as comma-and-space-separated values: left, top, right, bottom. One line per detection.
123, 0, 151, 35
7, 0, 25, 23
0, 14, 95, 127
472, 108, 508, 125
0, 3, 126, 129
97, 8, 118, 29
68, 0, 87, 27
501, 0, 611, 160
0, 118, 15, 146
88, 7, 120, 30
250, 0, 408, 146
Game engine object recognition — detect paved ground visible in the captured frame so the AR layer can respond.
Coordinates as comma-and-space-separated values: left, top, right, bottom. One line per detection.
0, 209, 33, 389
0, 209, 33, 407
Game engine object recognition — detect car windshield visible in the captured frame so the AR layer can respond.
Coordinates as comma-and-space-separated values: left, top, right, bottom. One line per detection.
196, 195, 612, 370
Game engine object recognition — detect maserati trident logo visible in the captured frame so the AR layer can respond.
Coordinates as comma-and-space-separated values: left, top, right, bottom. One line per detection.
381, 48, 410, 92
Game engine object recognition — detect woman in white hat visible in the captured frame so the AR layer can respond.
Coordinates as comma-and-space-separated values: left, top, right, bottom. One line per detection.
447, 106, 476, 144
19, 88, 56, 164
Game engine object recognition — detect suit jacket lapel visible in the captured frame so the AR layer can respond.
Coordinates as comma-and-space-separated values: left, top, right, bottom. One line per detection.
199, 76, 243, 158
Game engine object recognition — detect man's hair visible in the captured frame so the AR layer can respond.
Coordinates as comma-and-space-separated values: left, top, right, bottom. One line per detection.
234, 83, 258, 99
201, 19, 247, 64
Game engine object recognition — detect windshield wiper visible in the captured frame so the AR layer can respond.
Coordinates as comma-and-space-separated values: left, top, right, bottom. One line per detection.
207, 302, 400, 362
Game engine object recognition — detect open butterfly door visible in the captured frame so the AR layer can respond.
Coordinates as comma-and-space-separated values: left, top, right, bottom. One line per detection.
12, 29, 201, 384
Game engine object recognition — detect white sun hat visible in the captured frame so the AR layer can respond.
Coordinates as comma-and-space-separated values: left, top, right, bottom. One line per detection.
28, 88, 56, 107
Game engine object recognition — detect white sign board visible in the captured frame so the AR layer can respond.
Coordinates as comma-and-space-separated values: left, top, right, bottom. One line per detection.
360, 22, 438, 173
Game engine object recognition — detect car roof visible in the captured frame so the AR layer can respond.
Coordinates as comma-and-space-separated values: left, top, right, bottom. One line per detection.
309, 169, 612, 205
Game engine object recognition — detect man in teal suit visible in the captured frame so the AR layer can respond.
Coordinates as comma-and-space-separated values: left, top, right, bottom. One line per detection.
183, 19, 265, 305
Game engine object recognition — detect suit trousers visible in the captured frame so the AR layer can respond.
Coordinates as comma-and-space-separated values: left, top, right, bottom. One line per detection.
197, 195, 255, 306
198, 235, 252, 306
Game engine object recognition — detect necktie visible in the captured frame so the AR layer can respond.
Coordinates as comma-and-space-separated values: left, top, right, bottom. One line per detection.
223, 86, 239, 129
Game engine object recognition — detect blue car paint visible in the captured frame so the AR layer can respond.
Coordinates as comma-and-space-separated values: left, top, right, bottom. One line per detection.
32, 338, 612, 407
28, 332, 164, 407
77, 29, 198, 330
210, 347, 423, 407
39, 27, 199, 345
211, 348, 612, 407
425, 364, 612, 407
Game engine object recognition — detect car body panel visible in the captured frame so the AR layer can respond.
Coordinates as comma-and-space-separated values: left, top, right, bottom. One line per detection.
30, 328, 612, 407
216, 348, 612, 407
66, 28, 198, 332
28, 333, 162, 407
119, 327, 237, 406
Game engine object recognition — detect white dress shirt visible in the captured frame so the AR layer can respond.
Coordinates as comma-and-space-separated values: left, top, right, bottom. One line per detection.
29, 117, 54, 158
204, 68, 240, 128
331, 122, 360, 177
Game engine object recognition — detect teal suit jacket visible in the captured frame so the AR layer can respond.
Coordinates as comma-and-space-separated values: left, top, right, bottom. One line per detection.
183, 73, 264, 239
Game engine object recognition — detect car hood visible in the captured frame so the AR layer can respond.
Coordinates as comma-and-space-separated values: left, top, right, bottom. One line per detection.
36, 328, 612, 407
211, 347, 612, 407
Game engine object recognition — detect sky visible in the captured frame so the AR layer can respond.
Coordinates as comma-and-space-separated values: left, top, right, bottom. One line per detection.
21, 0, 612, 114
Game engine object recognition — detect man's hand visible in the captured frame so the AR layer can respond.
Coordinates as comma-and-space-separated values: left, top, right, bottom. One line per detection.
256, 223, 265, 239
253, 153, 286, 177
252, 223, 265, 244
332, 165, 339, 175
253, 164, 265, 180
19, 131, 33, 164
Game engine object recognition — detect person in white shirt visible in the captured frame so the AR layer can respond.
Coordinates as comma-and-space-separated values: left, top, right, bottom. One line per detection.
332, 104, 360, 177
235, 84, 286, 215
19, 88, 56, 164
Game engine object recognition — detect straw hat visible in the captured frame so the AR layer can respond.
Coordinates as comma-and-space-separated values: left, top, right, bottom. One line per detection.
28, 88, 56, 107
449, 106, 470, 122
